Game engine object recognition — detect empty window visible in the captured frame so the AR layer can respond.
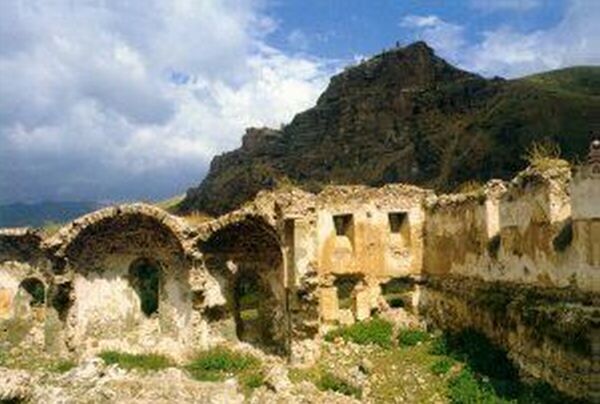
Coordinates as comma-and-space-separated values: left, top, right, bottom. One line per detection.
333, 214, 353, 236
129, 258, 160, 317
19, 278, 45, 307
334, 275, 361, 310
388, 212, 408, 233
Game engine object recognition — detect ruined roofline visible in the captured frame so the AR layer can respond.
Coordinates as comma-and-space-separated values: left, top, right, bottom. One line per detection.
42, 202, 196, 257
0, 158, 578, 247
0, 227, 42, 238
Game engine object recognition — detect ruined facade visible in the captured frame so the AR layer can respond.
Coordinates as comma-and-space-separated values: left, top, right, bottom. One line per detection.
1, 143, 598, 400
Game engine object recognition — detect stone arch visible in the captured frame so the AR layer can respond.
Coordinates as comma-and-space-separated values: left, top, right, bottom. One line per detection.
44, 204, 193, 350
199, 215, 289, 354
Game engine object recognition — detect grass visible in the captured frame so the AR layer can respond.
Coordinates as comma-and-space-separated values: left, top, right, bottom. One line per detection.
317, 371, 362, 398
324, 318, 393, 348
185, 347, 264, 392
398, 329, 430, 347
99, 351, 172, 372
430, 357, 454, 375
47, 359, 77, 373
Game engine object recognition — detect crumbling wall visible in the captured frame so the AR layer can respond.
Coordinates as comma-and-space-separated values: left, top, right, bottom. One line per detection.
421, 153, 599, 400
44, 204, 195, 357
196, 215, 289, 355
314, 184, 429, 324
420, 277, 596, 399
0, 229, 50, 352
423, 161, 597, 290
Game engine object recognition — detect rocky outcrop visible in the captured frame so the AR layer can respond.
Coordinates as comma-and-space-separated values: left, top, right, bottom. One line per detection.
180, 42, 599, 215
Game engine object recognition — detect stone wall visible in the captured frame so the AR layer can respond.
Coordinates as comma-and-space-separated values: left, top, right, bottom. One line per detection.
0, 147, 598, 399
419, 152, 599, 400
423, 161, 598, 292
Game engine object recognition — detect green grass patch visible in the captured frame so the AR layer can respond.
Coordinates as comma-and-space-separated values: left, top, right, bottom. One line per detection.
99, 351, 172, 372
398, 329, 430, 347
448, 367, 499, 403
430, 358, 454, 376
317, 372, 362, 398
47, 359, 77, 373
185, 347, 264, 392
324, 318, 393, 348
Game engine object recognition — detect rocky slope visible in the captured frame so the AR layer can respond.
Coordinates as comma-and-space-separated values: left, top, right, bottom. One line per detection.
179, 42, 599, 215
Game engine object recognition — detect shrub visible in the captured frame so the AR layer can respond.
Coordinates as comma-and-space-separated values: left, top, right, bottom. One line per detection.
430, 334, 449, 355
523, 140, 564, 170
324, 318, 393, 348
397, 329, 430, 347
448, 368, 496, 403
98, 351, 172, 371
430, 358, 454, 375
185, 346, 262, 389
317, 372, 362, 398
241, 371, 265, 389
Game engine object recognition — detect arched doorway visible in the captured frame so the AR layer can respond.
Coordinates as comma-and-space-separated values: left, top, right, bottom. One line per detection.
129, 258, 160, 317
201, 216, 288, 354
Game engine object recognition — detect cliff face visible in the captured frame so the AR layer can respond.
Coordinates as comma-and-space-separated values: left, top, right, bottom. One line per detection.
180, 42, 599, 215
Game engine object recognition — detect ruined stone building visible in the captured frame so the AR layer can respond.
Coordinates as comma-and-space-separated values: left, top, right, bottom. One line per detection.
1, 142, 598, 400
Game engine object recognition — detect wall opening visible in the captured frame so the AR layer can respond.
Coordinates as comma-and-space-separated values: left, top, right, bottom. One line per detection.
129, 258, 160, 317
334, 275, 361, 310
381, 277, 414, 309
333, 214, 353, 237
51, 282, 73, 322
19, 277, 45, 307
389, 212, 411, 243
234, 271, 262, 344
200, 216, 288, 354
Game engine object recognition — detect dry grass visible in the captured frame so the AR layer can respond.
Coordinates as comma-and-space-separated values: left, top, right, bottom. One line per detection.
523, 140, 565, 171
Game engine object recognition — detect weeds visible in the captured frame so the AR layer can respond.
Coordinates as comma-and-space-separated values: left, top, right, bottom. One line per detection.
398, 329, 430, 347
99, 351, 172, 371
185, 347, 264, 391
317, 372, 362, 398
430, 358, 454, 375
325, 318, 393, 348
523, 140, 564, 170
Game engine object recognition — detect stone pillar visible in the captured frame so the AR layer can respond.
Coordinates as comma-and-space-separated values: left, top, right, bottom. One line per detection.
320, 286, 339, 322
353, 282, 371, 321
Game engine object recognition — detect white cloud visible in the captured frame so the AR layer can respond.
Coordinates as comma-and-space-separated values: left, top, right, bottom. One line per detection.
400, 15, 465, 59
470, 0, 542, 12
0, 0, 332, 204
401, 0, 600, 78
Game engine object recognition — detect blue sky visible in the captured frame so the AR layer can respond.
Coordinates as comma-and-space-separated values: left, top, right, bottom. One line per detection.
0, 0, 597, 205
268, 0, 566, 60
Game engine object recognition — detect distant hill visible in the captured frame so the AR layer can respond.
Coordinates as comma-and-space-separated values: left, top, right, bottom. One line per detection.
0, 201, 103, 228
178, 41, 599, 215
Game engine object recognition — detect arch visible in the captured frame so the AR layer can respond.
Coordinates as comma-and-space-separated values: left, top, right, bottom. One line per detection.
42, 204, 193, 348
44, 203, 192, 261
19, 277, 45, 307
200, 215, 288, 354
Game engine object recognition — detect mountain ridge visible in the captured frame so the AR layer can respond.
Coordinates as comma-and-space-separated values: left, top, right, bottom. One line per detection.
179, 42, 599, 215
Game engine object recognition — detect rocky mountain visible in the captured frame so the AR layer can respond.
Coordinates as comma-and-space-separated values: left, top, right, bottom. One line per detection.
179, 42, 600, 215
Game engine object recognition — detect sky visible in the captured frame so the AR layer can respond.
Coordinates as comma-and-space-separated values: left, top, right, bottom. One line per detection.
0, 0, 598, 205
